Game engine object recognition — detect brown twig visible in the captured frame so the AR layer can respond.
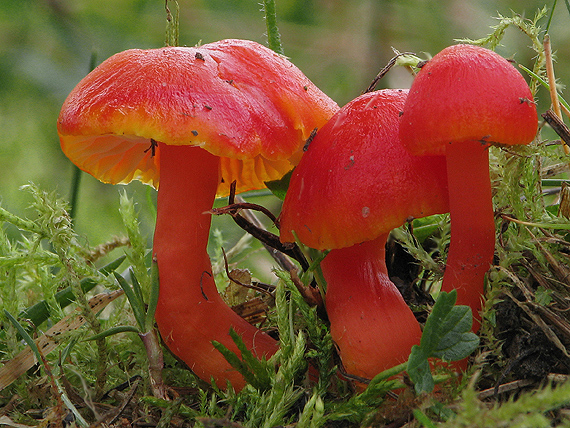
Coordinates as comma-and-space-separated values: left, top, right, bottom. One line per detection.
236, 200, 301, 273
289, 268, 323, 309
541, 162, 570, 178
210, 202, 280, 228
542, 109, 570, 148
221, 248, 274, 298
85, 235, 130, 263
211, 181, 309, 270
93, 377, 142, 427
500, 278, 570, 359
477, 378, 535, 400
544, 35, 570, 159
364, 51, 416, 93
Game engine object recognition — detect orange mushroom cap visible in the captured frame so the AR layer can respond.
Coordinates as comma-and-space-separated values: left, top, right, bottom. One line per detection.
280, 89, 448, 250
58, 39, 338, 195
399, 44, 537, 155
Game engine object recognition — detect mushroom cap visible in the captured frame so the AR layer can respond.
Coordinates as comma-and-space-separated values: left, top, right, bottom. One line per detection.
399, 44, 537, 156
58, 39, 339, 195
279, 89, 449, 250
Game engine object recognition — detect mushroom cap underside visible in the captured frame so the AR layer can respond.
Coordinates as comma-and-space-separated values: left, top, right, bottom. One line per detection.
280, 89, 449, 250
58, 39, 339, 194
399, 44, 538, 156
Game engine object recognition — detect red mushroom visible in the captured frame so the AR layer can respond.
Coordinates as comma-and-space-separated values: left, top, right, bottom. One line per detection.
58, 39, 339, 389
399, 44, 538, 331
280, 89, 448, 380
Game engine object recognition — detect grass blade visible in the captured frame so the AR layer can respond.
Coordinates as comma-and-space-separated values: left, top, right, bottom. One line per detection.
114, 272, 145, 331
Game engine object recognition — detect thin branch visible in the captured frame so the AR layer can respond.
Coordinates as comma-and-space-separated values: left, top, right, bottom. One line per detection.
543, 34, 570, 160
261, 0, 284, 54
211, 181, 309, 270
210, 202, 280, 229
164, 0, 179, 47
364, 52, 416, 93
542, 109, 570, 148
221, 248, 274, 298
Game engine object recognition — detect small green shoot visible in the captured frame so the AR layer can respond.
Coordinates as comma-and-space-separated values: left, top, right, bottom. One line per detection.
212, 329, 274, 391
261, 0, 284, 54
164, 0, 179, 47
207, 278, 330, 427
85, 192, 167, 398
408, 290, 480, 394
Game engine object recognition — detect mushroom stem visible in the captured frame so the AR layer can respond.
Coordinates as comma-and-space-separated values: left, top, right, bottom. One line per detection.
321, 234, 422, 380
153, 143, 278, 389
441, 140, 495, 331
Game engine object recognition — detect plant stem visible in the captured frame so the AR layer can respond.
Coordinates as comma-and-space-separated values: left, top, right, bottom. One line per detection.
68, 164, 82, 224
519, 64, 570, 114
139, 329, 168, 399
262, 0, 284, 54
68, 52, 97, 224
501, 214, 570, 229
62, 257, 108, 397
164, 0, 179, 47
0, 206, 44, 235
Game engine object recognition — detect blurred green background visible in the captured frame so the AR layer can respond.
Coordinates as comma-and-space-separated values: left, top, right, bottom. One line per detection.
0, 0, 568, 279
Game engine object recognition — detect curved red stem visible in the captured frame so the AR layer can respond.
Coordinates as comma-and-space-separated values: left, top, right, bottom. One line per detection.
441, 141, 496, 332
321, 235, 422, 380
153, 143, 278, 389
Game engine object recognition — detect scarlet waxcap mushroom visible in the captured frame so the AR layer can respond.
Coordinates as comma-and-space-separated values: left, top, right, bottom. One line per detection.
280, 89, 448, 380
399, 44, 538, 330
59, 39, 338, 195
58, 39, 339, 389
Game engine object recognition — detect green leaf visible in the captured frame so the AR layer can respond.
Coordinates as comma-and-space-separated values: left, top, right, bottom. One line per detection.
432, 305, 479, 361
4, 310, 42, 363
407, 352, 434, 394
144, 258, 160, 332
428, 400, 456, 421
407, 290, 479, 394
114, 272, 145, 331
129, 269, 145, 310
84, 325, 140, 341
265, 169, 293, 201
535, 286, 554, 306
